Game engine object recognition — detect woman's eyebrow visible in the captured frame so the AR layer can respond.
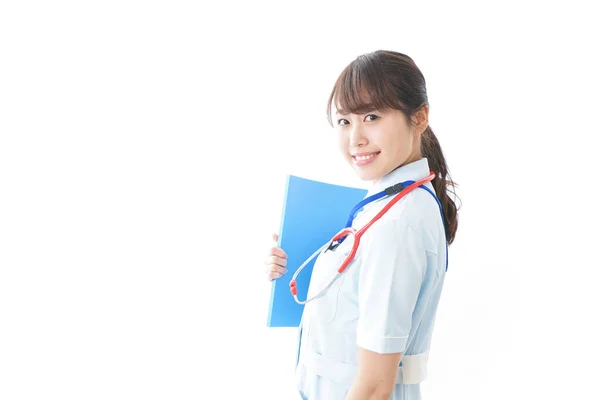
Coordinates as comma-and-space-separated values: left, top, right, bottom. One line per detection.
336, 110, 378, 117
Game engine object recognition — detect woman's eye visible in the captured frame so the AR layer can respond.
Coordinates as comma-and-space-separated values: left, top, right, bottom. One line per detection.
337, 119, 349, 126
365, 114, 379, 122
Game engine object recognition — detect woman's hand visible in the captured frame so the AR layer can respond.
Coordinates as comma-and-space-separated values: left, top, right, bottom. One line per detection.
265, 233, 288, 281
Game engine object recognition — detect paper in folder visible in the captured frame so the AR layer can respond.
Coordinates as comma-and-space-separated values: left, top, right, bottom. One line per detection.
266, 174, 368, 328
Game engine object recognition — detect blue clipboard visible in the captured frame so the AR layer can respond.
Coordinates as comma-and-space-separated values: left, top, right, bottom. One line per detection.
266, 174, 368, 327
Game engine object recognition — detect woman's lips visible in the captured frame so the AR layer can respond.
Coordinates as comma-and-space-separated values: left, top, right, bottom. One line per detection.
352, 151, 380, 166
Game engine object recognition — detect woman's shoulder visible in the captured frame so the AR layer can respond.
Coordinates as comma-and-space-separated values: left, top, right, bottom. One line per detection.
383, 185, 442, 229
361, 186, 444, 253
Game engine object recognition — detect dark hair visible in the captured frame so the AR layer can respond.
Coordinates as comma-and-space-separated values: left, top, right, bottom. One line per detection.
326, 50, 459, 244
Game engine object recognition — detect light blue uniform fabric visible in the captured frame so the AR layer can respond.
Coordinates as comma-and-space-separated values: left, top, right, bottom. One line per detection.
295, 158, 447, 400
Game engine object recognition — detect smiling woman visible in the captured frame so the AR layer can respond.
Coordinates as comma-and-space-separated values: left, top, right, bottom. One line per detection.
265, 50, 460, 400
333, 108, 426, 183
327, 51, 458, 244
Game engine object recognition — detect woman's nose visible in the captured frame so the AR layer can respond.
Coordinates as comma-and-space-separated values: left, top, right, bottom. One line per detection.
349, 125, 367, 147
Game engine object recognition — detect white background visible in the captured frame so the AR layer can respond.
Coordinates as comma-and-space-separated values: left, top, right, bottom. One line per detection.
1, 1, 599, 399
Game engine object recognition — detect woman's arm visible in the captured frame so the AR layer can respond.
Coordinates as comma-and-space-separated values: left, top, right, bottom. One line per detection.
345, 348, 402, 400
347, 218, 427, 399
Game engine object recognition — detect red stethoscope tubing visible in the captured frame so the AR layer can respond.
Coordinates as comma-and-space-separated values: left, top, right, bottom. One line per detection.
289, 171, 436, 300
333, 171, 435, 274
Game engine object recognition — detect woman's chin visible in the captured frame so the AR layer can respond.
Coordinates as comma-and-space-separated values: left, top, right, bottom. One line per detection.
353, 167, 383, 182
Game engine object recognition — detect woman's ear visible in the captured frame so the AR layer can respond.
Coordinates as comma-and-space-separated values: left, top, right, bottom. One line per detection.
411, 105, 429, 135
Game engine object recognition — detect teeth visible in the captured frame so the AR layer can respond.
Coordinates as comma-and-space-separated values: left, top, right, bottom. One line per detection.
355, 154, 376, 161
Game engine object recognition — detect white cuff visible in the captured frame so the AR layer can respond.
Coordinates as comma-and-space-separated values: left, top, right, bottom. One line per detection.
356, 331, 408, 354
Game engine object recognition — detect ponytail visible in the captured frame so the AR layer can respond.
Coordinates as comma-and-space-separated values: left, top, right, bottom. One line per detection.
421, 126, 459, 244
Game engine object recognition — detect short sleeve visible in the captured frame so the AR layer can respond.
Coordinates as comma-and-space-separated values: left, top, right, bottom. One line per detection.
356, 220, 426, 354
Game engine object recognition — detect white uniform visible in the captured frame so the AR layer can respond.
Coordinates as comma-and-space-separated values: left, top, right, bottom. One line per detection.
295, 158, 447, 400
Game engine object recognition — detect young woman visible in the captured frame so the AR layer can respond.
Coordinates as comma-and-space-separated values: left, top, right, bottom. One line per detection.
266, 50, 459, 400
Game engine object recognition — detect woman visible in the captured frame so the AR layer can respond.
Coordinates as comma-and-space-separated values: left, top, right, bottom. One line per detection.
266, 50, 459, 400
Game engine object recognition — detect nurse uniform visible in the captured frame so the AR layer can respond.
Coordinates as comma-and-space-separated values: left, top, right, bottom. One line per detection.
295, 157, 447, 400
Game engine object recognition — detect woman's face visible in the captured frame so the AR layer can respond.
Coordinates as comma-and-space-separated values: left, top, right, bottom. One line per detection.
334, 107, 428, 182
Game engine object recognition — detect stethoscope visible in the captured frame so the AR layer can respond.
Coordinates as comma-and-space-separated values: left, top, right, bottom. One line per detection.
289, 171, 446, 305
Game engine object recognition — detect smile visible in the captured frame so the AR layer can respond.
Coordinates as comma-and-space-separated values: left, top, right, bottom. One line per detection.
352, 152, 380, 165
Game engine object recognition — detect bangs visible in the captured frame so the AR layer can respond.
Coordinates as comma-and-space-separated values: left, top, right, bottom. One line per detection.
327, 56, 403, 125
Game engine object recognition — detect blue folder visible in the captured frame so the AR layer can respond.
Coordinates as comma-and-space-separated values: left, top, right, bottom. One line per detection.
266, 174, 368, 328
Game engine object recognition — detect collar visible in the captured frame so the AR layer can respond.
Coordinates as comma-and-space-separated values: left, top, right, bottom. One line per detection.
365, 158, 431, 198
